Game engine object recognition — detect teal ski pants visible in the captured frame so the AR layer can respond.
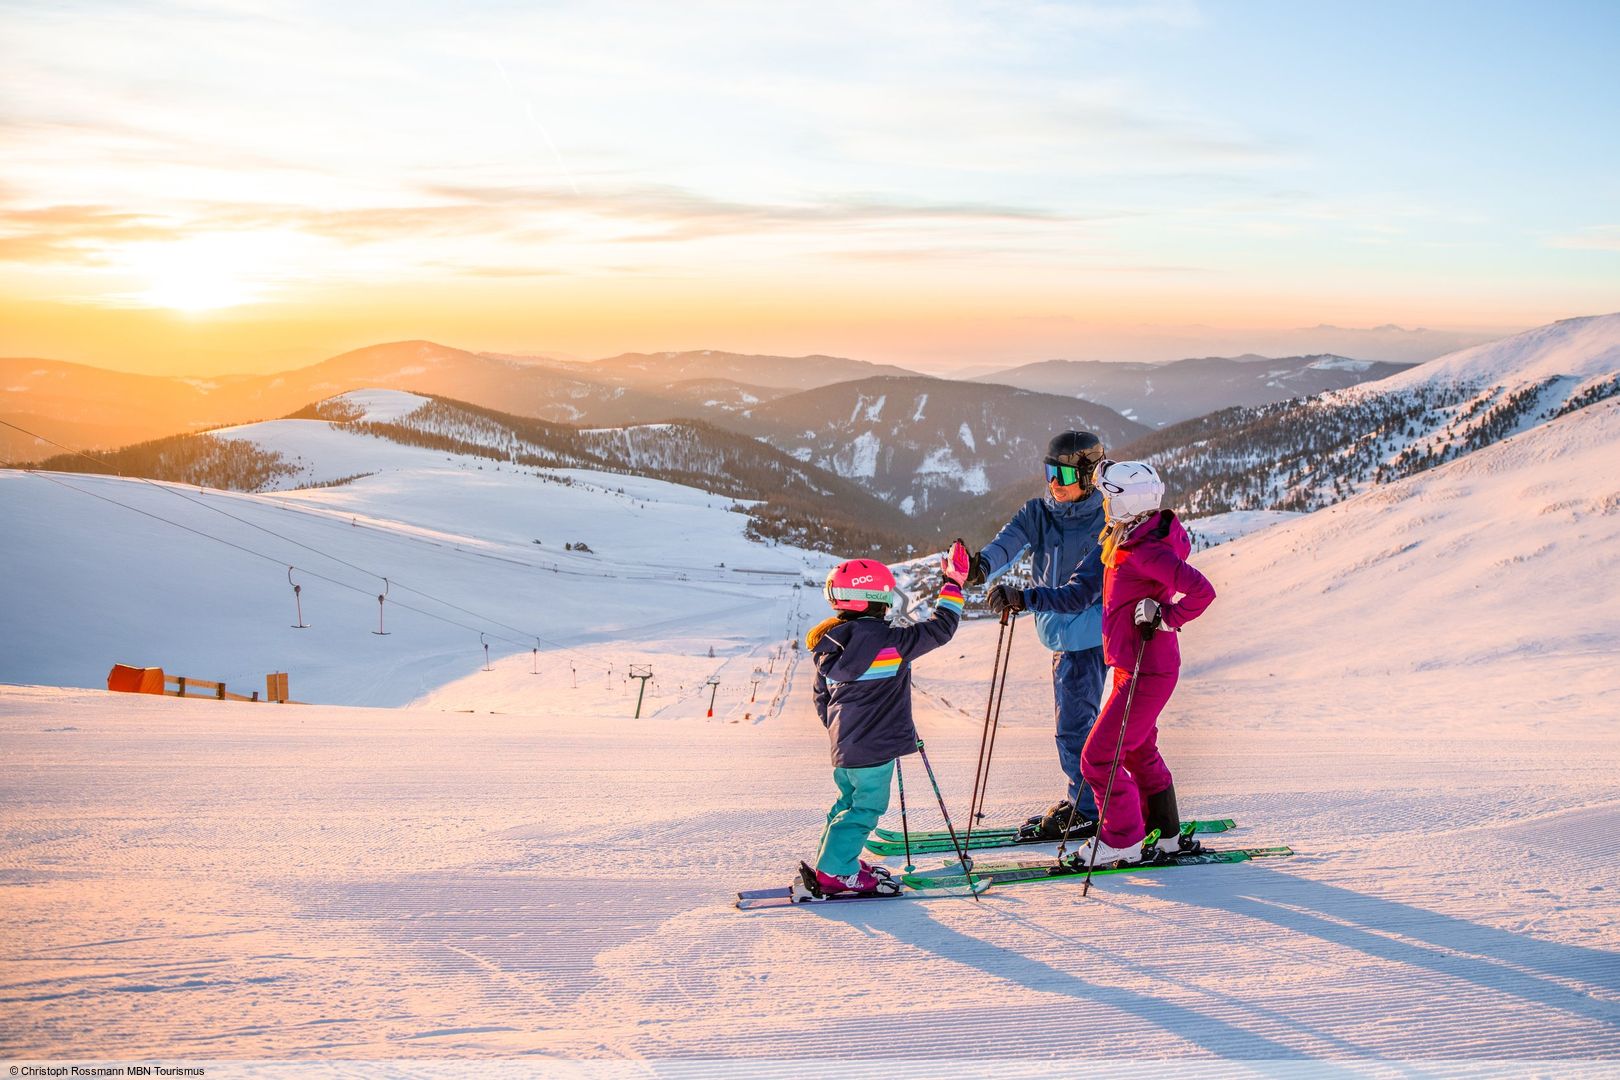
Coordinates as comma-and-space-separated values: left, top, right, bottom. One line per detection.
814, 760, 895, 877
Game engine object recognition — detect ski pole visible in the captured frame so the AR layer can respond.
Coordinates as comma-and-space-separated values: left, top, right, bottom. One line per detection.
977, 611, 1017, 825
964, 610, 1011, 846
915, 739, 980, 900
1080, 634, 1147, 897
895, 757, 915, 873
1053, 759, 1090, 862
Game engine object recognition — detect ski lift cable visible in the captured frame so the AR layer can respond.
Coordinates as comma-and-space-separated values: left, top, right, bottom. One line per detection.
5, 420, 532, 633
5, 420, 594, 659
4, 418, 389, 581
9, 418, 787, 637
22, 470, 565, 655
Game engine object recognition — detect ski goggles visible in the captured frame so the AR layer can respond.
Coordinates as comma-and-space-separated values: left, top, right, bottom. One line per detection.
1044, 460, 1099, 487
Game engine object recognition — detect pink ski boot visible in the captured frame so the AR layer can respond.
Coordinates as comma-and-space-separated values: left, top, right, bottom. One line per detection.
793, 862, 901, 900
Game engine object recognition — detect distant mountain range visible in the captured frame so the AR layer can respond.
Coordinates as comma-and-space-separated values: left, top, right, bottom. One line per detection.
727, 375, 1149, 523
35, 389, 925, 557
20, 322, 1609, 563
0, 343, 1149, 523
973, 354, 1416, 427
564, 349, 922, 391
2, 342, 1413, 463
939, 315, 1620, 549
0, 342, 907, 462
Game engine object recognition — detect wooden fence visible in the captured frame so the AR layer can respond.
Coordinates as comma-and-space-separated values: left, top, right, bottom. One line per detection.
108, 665, 298, 704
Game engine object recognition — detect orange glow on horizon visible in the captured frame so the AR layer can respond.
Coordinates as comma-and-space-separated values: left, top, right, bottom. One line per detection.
0, 273, 1561, 379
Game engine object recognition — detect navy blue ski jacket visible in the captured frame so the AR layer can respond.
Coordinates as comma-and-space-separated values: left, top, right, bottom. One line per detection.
809, 583, 964, 769
979, 490, 1106, 652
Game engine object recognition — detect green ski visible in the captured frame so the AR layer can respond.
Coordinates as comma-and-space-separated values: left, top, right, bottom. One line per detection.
866, 817, 1236, 857
902, 846, 1295, 889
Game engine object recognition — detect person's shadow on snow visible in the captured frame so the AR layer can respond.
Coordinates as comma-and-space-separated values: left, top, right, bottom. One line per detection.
833, 904, 1305, 1058
829, 864, 1619, 1057
1166, 865, 1620, 1034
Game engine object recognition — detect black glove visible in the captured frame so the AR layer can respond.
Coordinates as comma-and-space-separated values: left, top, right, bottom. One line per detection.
988, 584, 1026, 617
965, 551, 990, 587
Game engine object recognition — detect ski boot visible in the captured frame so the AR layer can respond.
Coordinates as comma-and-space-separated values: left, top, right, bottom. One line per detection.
1063, 834, 1149, 870
1017, 799, 1099, 842
1141, 785, 1203, 863
858, 859, 895, 882
1022, 797, 1072, 828
792, 861, 901, 902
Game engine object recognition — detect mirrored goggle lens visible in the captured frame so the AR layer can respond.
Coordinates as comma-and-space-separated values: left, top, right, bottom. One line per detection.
1045, 463, 1084, 486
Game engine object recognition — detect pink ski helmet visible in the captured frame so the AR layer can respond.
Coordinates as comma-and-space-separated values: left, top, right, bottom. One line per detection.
824, 558, 896, 612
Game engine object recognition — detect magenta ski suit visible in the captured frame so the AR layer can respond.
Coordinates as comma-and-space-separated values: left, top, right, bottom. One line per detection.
1023, 510, 1215, 847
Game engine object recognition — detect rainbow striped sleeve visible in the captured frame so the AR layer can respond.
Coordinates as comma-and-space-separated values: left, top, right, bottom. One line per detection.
855, 646, 904, 681
936, 582, 965, 615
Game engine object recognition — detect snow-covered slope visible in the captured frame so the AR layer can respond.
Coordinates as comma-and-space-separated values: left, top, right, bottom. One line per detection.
1, 403, 829, 705
1371, 313, 1620, 390
1184, 398, 1620, 709
1124, 312, 1620, 516
5, 381, 1620, 1064
36, 388, 921, 556
1183, 509, 1304, 551
5, 389, 1618, 1059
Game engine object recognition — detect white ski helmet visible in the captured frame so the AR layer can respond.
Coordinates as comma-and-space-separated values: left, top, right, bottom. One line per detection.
1094, 459, 1165, 523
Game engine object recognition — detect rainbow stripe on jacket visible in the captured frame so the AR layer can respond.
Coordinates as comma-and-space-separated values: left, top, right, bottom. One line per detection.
854, 646, 904, 681
847, 585, 964, 681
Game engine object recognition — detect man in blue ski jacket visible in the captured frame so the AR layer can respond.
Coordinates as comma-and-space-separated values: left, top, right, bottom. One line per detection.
967, 430, 1108, 840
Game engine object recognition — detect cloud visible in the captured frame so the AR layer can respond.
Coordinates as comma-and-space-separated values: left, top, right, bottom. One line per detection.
423, 181, 1066, 228
1549, 226, 1620, 252
422, 262, 564, 279
201, 182, 1078, 248
0, 205, 185, 265
0, 180, 1086, 277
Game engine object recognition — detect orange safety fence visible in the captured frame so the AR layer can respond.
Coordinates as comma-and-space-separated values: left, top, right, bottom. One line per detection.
107, 664, 165, 694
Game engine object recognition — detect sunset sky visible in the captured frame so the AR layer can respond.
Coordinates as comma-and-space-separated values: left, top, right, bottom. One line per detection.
2, 0, 1617, 375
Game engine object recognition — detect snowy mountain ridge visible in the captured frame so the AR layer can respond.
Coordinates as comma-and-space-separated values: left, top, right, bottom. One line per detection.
1365, 313, 1620, 390
257, 391, 918, 552
729, 375, 1149, 523
973, 351, 1415, 427
1194, 394, 1620, 678
1122, 313, 1620, 517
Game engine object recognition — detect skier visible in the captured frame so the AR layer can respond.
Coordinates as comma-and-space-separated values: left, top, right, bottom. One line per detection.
793, 541, 971, 900
989, 460, 1215, 865
965, 430, 1108, 840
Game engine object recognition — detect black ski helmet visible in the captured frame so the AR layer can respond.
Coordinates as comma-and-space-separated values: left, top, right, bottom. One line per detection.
1045, 431, 1105, 490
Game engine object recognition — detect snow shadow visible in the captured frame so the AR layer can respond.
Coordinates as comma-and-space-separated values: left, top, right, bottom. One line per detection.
1173, 867, 1620, 1035
836, 909, 1304, 1058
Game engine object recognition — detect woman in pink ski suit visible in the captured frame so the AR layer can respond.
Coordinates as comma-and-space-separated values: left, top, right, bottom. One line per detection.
993, 460, 1215, 863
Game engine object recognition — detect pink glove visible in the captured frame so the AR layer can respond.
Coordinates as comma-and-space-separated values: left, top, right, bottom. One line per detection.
941, 539, 971, 586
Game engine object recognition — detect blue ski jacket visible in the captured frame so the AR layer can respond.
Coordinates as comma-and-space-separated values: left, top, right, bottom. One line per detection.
808, 583, 964, 769
980, 491, 1106, 652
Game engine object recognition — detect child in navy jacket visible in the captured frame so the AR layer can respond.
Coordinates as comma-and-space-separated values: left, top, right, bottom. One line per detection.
793, 542, 970, 900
